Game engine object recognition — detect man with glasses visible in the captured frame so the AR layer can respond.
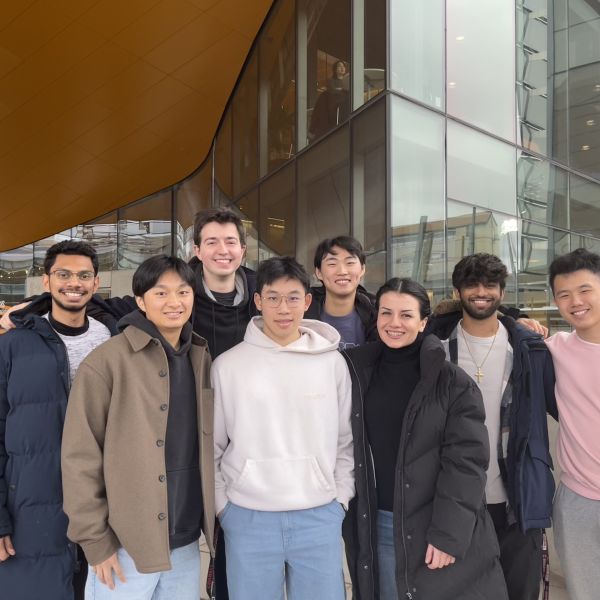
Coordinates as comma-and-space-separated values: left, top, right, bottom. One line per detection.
212, 256, 354, 600
0, 241, 118, 600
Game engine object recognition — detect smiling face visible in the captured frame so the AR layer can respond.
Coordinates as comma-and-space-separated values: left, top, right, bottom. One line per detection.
315, 246, 365, 299
553, 269, 600, 340
254, 277, 312, 346
456, 281, 504, 321
135, 270, 194, 340
43, 253, 99, 317
377, 292, 427, 349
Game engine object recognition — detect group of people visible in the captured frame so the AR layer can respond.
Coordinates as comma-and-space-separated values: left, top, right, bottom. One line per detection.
0, 207, 598, 600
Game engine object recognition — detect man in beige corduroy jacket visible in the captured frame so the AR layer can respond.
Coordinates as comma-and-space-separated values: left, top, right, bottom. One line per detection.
62, 255, 215, 600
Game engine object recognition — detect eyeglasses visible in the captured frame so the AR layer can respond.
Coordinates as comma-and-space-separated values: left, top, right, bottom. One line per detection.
49, 269, 96, 282
261, 293, 305, 308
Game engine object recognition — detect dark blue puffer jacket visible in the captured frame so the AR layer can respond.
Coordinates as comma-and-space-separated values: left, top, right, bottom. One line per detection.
0, 294, 118, 600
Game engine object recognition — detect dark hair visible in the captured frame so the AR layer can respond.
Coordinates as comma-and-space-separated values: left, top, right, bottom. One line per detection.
549, 247, 600, 293
193, 208, 246, 246
256, 257, 311, 295
313, 236, 366, 269
376, 277, 431, 319
44, 240, 99, 275
451, 253, 508, 291
132, 255, 196, 297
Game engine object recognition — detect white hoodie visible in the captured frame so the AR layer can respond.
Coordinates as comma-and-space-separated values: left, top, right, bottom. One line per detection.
212, 317, 355, 514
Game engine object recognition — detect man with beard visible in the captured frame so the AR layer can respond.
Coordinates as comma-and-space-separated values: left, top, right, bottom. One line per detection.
427, 253, 557, 600
0, 241, 118, 600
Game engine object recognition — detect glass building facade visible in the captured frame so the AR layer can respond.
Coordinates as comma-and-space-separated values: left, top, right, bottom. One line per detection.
2, 0, 600, 332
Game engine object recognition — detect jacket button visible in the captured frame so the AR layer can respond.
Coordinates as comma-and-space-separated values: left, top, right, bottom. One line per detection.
354, 413, 360, 418
362, 513, 368, 519
156, 439, 164, 447
153, 339, 160, 346
158, 513, 166, 520
363, 564, 369, 570
358, 463, 363, 468
159, 369, 167, 377
9, 484, 15, 491
160, 404, 168, 411
407, 534, 412, 540
158, 475, 166, 482
405, 483, 410, 488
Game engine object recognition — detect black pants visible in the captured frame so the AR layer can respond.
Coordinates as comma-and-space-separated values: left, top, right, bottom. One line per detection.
73, 545, 88, 600
487, 503, 542, 600
214, 529, 230, 600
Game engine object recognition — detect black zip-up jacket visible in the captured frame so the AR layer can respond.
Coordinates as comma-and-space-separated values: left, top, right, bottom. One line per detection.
427, 302, 558, 531
305, 284, 378, 342
342, 335, 508, 600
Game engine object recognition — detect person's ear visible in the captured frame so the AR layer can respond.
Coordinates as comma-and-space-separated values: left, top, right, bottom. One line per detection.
135, 295, 146, 312
254, 292, 262, 312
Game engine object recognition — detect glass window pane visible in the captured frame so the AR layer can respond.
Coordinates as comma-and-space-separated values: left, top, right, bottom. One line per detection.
259, 163, 296, 258
352, 97, 386, 253
259, 0, 296, 175
232, 53, 258, 195
0, 244, 33, 305
569, 172, 600, 238
297, 126, 350, 271
118, 191, 172, 274
517, 152, 568, 228
232, 190, 259, 270
214, 109, 232, 205
390, 0, 444, 109
448, 121, 517, 215
447, 0, 516, 140
175, 160, 212, 260
299, 0, 351, 147
390, 97, 445, 294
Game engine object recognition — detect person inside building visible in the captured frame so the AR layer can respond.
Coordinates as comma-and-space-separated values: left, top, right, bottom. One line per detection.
546, 248, 600, 600
343, 277, 508, 600
429, 253, 557, 600
212, 256, 354, 600
61, 255, 214, 600
0, 240, 117, 600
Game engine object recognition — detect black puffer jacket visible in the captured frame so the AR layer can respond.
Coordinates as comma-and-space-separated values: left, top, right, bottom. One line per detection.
342, 335, 508, 600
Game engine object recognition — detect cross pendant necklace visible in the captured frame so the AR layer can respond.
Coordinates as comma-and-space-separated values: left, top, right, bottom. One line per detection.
459, 320, 498, 386
475, 367, 484, 383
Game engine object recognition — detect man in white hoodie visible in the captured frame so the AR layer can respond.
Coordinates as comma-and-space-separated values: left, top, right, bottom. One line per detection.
212, 256, 354, 600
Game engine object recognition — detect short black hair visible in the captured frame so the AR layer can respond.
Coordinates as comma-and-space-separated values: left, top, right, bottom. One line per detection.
44, 240, 99, 275
452, 253, 508, 291
132, 255, 196, 297
256, 257, 311, 295
376, 277, 431, 319
193, 208, 246, 246
313, 236, 366, 269
549, 247, 600, 294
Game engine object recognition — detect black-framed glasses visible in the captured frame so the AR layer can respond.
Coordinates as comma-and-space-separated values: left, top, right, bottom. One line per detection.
49, 269, 95, 282
261, 293, 305, 308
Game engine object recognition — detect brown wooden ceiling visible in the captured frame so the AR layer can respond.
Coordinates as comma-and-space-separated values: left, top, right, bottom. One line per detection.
0, 0, 273, 251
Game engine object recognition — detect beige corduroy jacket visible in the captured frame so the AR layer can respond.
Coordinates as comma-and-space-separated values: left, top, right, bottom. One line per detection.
61, 324, 214, 573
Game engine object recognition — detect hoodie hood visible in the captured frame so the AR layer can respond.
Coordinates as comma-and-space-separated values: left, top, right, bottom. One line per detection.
244, 316, 341, 353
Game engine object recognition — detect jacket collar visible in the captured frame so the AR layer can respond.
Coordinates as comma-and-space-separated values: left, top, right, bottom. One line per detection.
122, 322, 208, 353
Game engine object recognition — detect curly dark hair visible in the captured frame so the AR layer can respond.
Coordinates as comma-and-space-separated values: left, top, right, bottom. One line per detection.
549, 248, 600, 293
44, 240, 98, 275
451, 253, 508, 291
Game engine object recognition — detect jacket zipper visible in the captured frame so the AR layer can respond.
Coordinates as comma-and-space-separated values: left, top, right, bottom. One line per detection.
399, 407, 415, 600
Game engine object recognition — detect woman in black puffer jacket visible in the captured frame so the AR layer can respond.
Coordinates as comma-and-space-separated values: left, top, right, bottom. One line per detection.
342, 278, 507, 600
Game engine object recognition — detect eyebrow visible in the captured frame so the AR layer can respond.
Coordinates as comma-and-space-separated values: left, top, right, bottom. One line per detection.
556, 283, 593, 294
203, 235, 239, 242
379, 306, 416, 314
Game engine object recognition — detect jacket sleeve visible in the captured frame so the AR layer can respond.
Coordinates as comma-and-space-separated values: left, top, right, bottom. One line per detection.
211, 363, 229, 516
61, 361, 120, 566
87, 295, 137, 320
0, 345, 12, 537
426, 370, 489, 559
543, 351, 558, 421
334, 356, 355, 507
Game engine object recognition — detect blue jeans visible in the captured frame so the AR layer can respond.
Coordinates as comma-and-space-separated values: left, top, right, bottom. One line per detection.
220, 501, 346, 600
84, 541, 200, 600
377, 510, 398, 600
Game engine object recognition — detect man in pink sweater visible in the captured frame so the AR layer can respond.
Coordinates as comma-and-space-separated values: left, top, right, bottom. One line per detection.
547, 248, 600, 600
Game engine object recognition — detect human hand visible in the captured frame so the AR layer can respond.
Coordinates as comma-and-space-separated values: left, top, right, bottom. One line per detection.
517, 317, 548, 338
0, 302, 28, 330
93, 552, 126, 590
0, 536, 15, 561
425, 544, 455, 569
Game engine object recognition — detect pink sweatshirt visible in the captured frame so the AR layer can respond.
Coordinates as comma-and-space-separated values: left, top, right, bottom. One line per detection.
546, 331, 600, 500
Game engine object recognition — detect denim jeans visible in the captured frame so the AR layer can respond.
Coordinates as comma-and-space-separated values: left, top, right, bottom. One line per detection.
84, 541, 200, 600
220, 500, 346, 600
377, 510, 398, 600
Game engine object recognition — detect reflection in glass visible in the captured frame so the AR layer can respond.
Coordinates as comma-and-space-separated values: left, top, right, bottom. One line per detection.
569, 172, 600, 238
298, 0, 351, 148
362, 251, 386, 294
448, 121, 516, 215
75, 214, 118, 274
175, 159, 212, 260
447, 0, 515, 140
259, 163, 296, 258
214, 109, 232, 206
259, 0, 296, 175
390, 97, 445, 292
0, 245, 33, 304
297, 127, 350, 271
352, 97, 386, 253
390, 0, 444, 109
118, 191, 172, 270
517, 152, 568, 229
32, 230, 74, 276
232, 190, 259, 270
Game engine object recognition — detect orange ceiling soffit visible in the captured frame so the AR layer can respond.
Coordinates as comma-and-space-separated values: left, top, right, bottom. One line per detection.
0, 0, 274, 252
